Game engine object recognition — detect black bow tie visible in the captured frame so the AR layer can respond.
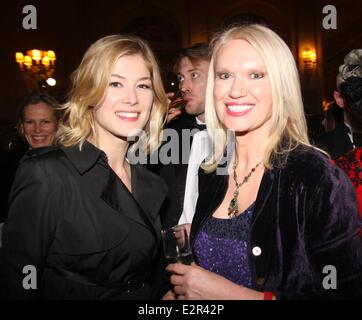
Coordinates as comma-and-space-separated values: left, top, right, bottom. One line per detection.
193, 123, 206, 131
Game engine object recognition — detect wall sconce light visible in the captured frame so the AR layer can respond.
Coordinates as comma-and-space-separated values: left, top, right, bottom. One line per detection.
302, 48, 317, 75
15, 49, 57, 91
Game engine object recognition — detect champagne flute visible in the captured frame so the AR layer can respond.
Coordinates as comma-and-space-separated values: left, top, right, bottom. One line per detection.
161, 224, 194, 265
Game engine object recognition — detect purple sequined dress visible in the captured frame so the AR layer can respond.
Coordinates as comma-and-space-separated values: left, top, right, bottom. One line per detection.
193, 203, 254, 287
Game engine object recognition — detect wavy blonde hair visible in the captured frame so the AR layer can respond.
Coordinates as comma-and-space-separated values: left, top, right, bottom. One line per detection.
56, 35, 167, 154
203, 24, 315, 173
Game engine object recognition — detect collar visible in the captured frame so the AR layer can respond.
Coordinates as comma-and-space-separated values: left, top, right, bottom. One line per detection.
343, 122, 355, 146
101, 160, 167, 241
61, 141, 107, 175
20, 146, 57, 163
344, 121, 352, 133
195, 116, 206, 126
193, 117, 206, 131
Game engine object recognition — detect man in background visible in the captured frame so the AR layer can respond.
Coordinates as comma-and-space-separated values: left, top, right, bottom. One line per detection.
153, 43, 211, 228
315, 49, 362, 158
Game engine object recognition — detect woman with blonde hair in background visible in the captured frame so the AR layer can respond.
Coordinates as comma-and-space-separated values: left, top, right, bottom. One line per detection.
0, 35, 168, 299
165, 24, 362, 300
0, 92, 61, 224
17, 92, 61, 149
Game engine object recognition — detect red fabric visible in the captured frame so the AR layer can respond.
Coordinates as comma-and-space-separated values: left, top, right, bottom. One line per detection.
335, 147, 362, 237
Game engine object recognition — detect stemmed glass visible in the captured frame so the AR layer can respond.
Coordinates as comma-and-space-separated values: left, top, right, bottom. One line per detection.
161, 225, 194, 265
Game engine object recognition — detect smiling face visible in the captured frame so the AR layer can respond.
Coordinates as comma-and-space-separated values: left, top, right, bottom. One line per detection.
93, 54, 154, 143
213, 39, 273, 137
177, 57, 209, 120
21, 102, 58, 148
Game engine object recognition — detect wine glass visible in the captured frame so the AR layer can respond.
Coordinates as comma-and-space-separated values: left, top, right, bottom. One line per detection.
161, 224, 194, 265
168, 90, 185, 110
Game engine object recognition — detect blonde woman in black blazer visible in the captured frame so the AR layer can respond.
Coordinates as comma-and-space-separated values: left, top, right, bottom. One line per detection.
0, 35, 168, 299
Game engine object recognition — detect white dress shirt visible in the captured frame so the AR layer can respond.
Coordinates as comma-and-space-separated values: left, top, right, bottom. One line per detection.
178, 130, 212, 224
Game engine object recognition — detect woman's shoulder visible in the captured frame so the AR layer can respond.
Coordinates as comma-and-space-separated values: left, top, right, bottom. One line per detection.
20, 146, 68, 167
17, 146, 73, 180
286, 145, 331, 168
284, 145, 350, 186
10, 147, 70, 199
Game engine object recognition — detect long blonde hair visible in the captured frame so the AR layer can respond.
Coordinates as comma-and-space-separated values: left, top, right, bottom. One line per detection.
56, 35, 167, 154
203, 24, 314, 173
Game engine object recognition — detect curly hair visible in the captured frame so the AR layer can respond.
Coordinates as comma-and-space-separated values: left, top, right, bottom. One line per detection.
336, 49, 362, 90
340, 76, 362, 131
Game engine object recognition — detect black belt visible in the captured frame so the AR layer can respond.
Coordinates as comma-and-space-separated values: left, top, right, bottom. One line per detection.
48, 266, 146, 293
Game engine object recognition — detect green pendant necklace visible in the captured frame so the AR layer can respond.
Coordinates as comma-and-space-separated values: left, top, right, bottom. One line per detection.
228, 160, 263, 218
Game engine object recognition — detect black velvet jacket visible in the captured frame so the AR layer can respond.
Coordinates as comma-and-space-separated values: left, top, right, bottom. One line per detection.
190, 146, 362, 299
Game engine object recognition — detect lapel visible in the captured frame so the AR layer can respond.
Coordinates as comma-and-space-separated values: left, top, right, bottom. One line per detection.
194, 165, 276, 232
131, 164, 168, 238
62, 141, 167, 241
173, 118, 207, 211
101, 164, 167, 241
338, 123, 354, 147
190, 167, 228, 244
164, 114, 207, 212
251, 169, 276, 228
61, 141, 104, 175
191, 162, 279, 289
249, 167, 284, 291
174, 163, 188, 209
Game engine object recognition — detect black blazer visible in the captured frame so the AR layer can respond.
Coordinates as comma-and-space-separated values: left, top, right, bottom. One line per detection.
0, 149, 22, 222
191, 146, 362, 299
314, 123, 354, 159
149, 114, 206, 228
0, 141, 167, 300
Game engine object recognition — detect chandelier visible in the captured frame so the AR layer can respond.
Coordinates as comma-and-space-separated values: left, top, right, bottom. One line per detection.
15, 49, 57, 91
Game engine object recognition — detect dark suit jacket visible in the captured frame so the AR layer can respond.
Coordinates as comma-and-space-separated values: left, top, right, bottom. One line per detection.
0, 146, 56, 222
0, 149, 23, 222
0, 141, 167, 300
148, 114, 206, 228
191, 146, 362, 299
314, 123, 354, 159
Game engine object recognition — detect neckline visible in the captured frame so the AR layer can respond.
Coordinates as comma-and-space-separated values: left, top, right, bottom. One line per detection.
211, 202, 255, 220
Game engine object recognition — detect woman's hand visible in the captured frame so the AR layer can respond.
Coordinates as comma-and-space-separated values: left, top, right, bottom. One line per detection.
166, 263, 229, 300
166, 263, 265, 300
